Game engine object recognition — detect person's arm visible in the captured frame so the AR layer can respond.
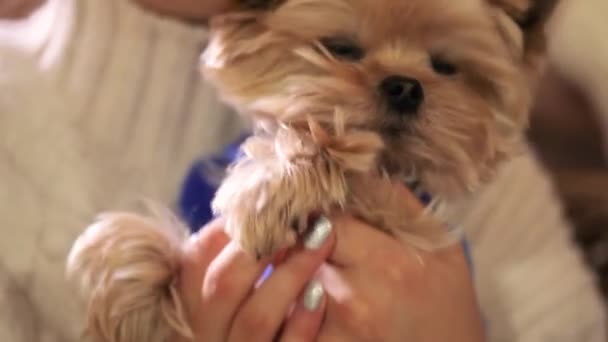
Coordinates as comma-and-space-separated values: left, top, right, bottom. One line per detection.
0, 0, 237, 20
133, 0, 236, 21
0, 0, 44, 18
457, 154, 607, 341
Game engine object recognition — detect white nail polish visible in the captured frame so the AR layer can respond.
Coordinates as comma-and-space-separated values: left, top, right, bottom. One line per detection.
302, 280, 324, 311
303, 216, 332, 250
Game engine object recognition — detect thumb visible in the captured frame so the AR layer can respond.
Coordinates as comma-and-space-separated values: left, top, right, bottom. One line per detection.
279, 279, 326, 342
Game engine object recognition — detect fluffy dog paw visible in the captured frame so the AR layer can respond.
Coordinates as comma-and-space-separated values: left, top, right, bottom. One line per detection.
212, 130, 354, 257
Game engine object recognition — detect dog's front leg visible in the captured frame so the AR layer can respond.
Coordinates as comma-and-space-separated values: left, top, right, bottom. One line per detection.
211, 130, 350, 258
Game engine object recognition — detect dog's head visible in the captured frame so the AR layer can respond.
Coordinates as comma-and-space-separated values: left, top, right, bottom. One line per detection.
202, 0, 558, 199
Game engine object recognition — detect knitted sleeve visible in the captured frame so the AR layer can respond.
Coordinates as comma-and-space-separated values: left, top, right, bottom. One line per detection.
453, 153, 607, 342
0, 0, 245, 341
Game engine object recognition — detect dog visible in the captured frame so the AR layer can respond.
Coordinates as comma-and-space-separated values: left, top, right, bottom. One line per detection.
66, 0, 558, 341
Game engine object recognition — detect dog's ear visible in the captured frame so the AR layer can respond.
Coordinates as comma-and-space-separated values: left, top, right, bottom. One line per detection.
488, 0, 560, 73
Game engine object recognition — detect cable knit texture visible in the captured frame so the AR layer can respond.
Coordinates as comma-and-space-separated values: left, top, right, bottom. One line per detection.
0, 0, 605, 341
0, 0, 243, 340
448, 154, 607, 342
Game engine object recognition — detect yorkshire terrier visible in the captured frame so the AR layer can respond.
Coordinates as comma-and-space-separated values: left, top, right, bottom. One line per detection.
66, 0, 558, 341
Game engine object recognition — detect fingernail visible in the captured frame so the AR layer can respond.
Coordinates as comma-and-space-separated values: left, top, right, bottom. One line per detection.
302, 279, 325, 311
303, 216, 332, 250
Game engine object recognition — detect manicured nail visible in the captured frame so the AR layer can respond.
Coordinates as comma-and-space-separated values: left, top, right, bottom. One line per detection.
303, 216, 332, 250
302, 279, 325, 311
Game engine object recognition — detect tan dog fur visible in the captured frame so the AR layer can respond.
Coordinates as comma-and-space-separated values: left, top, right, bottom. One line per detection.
66, 1, 557, 341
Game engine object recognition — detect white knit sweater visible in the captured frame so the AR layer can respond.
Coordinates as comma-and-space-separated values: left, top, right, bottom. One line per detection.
453, 154, 607, 342
0, 0, 605, 341
0, 0, 243, 340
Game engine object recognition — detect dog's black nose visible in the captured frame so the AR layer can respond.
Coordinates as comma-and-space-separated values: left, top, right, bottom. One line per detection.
379, 76, 424, 114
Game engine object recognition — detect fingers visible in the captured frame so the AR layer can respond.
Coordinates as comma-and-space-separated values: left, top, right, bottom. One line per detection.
280, 280, 327, 342
179, 220, 230, 325
228, 217, 335, 342
198, 240, 271, 340
327, 181, 430, 267
326, 214, 395, 267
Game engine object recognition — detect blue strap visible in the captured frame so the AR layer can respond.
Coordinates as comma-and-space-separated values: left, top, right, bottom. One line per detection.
177, 134, 248, 232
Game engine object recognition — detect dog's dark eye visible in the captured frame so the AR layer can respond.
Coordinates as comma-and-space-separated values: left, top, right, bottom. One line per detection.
321, 38, 365, 61
431, 56, 458, 76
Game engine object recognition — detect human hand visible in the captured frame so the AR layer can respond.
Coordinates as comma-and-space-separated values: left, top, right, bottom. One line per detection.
178, 218, 335, 341
0, 0, 45, 18
133, 0, 239, 21
316, 185, 485, 342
